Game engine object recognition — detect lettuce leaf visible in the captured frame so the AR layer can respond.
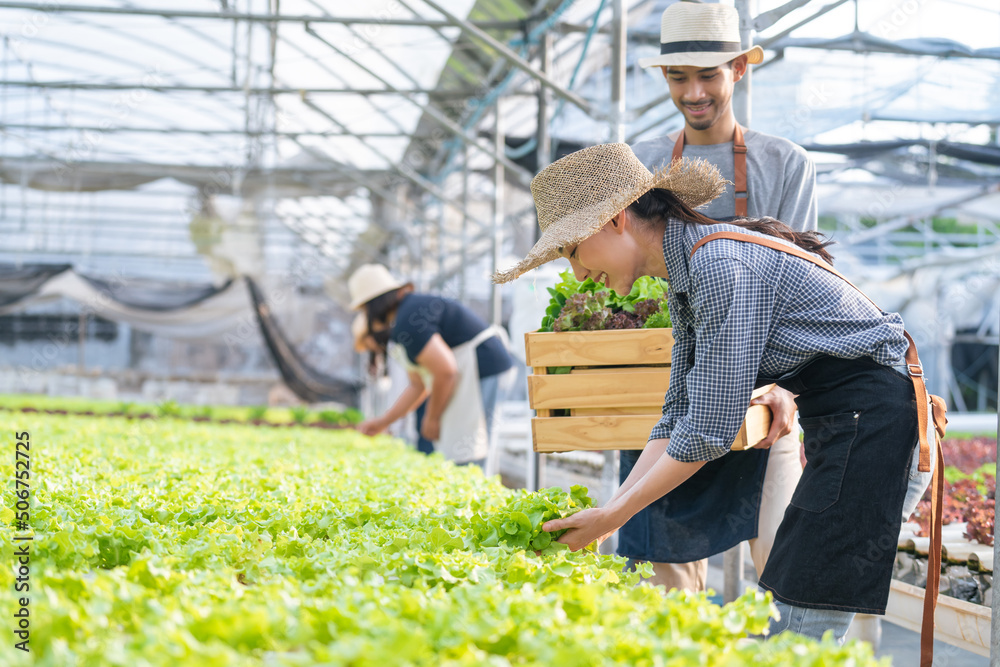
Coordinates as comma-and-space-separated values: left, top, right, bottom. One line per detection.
539, 270, 670, 332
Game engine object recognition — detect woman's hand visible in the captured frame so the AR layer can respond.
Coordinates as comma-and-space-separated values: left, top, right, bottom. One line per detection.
749, 385, 798, 449
542, 507, 622, 552
357, 417, 388, 436
420, 415, 441, 441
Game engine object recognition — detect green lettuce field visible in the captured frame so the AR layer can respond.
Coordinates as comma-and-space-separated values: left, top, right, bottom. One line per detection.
0, 412, 888, 666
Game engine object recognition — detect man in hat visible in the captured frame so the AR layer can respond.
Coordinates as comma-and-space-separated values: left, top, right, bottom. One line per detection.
620, 1, 818, 593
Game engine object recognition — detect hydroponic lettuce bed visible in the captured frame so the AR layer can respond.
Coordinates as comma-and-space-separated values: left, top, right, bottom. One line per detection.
0, 393, 363, 429
887, 437, 997, 657
898, 437, 997, 598
0, 412, 888, 666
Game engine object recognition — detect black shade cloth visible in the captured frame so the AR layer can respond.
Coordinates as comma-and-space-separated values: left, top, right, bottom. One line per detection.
0, 264, 72, 308
0, 264, 362, 405
799, 140, 915, 159
938, 143, 1000, 168
0, 266, 251, 338
246, 277, 361, 406
800, 139, 1000, 168
79, 274, 234, 311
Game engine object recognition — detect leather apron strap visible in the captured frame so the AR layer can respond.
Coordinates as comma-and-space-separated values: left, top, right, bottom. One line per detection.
690, 231, 944, 666
671, 124, 748, 217
733, 125, 748, 217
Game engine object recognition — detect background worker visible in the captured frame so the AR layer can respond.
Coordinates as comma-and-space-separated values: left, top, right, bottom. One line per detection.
621, 1, 819, 592
350, 264, 513, 468
352, 312, 435, 455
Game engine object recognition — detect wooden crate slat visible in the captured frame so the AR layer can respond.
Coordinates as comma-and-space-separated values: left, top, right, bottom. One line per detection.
532, 415, 655, 452
533, 365, 551, 418
528, 369, 671, 410
525, 329, 673, 367
731, 405, 771, 450
531, 405, 772, 453
570, 406, 662, 416
569, 365, 669, 375
730, 385, 775, 451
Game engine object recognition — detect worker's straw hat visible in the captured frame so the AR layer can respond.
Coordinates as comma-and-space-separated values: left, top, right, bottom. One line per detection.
638, 2, 764, 69
492, 143, 726, 283
348, 264, 410, 310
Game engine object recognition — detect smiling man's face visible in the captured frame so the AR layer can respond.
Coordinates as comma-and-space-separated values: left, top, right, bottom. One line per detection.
662, 60, 745, 133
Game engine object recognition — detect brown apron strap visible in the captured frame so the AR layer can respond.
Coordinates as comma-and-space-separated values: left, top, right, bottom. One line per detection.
671, 129, 685, 163
921, 441, 945, 667
671, 125, 748, 217
904, 330, 932, 473
690, 231, 862, 296
690, 230, 942, 665
733, 124, 748, 217
690, 232, 932, 470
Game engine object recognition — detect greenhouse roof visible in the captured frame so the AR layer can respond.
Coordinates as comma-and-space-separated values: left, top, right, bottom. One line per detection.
1, 0, 998, 285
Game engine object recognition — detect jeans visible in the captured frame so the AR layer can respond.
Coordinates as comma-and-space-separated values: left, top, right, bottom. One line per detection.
479, 373, 501, 441
413, 400, 435, 455
762, 588, 855, 645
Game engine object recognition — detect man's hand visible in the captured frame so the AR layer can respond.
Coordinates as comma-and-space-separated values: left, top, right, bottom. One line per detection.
420, 415, 441, 441
357, 417, 388, 436
542, 507, 621, 552
749, 385, 798, 449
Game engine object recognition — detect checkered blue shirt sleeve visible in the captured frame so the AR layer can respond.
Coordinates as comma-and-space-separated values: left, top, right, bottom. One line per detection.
660, 258, 775, 462
649, 294, 693, 442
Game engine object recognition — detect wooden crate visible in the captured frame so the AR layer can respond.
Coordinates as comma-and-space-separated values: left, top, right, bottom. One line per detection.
525, 329, 772, 454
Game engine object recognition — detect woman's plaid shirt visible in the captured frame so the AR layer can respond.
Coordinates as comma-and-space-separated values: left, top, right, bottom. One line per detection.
651, 221, 909, 462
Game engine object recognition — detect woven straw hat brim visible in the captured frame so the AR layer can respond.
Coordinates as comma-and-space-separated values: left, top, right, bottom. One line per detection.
492, 200, 619, 284
492, 157, 727, 284
638, 44, 764, 69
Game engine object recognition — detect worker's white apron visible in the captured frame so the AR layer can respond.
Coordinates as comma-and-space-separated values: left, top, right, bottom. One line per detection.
388, 342, 431, 386
437, 326, 505, 464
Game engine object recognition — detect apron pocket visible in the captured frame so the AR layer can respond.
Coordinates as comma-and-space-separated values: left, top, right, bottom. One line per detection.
792, 411, 859, 513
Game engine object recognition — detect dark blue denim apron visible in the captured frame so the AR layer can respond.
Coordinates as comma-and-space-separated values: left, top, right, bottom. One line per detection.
757, 354, 917, 615
618, 446, 769, 562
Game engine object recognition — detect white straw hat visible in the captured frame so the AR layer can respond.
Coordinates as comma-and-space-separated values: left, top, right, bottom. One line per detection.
492, 143, 726, 284
348, 264, 409, 310
638, 2, 764, 69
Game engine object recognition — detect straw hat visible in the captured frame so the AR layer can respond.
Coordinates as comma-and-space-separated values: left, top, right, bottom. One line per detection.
492, 143, 726, 284
638, 2, 764, 69
348, 264, 410, 310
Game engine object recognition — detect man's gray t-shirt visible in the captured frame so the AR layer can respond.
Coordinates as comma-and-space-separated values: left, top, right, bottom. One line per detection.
631, 129, 817, 233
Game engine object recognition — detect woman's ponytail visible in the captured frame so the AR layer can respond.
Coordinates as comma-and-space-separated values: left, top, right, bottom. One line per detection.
628, 188, 835, 263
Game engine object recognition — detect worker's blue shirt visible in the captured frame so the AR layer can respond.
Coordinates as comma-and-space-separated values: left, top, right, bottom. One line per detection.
651, 220, 909, 462
391, 293, 513, 379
